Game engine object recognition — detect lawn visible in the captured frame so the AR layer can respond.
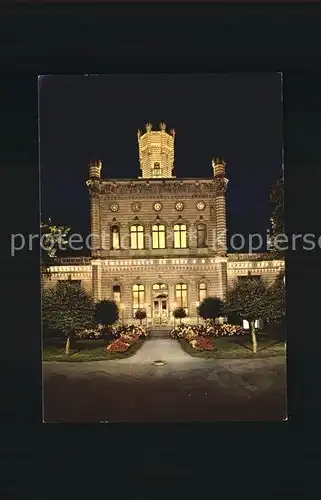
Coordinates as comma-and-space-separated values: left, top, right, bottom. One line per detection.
178, 333, 286, 359
43, 338, 145, 362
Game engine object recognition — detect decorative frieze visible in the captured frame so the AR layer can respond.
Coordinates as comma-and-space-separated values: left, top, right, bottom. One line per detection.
96, 179, 217, 199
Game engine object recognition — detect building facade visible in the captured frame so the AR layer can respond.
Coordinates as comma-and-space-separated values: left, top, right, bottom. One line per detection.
44, 122, 285, 326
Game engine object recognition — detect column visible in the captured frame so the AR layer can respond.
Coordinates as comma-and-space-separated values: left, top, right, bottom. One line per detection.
215, 192, 227, 255
90, 192, 101, 258
92, 263, 102, 302
188, 280, 198, 324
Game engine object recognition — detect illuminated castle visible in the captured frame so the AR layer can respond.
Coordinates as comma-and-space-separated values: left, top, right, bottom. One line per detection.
44, 122, 284, 327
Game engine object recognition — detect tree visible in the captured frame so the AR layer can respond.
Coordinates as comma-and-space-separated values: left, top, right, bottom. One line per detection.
266, 271, 286, 334
42, 281, 95, 355
173, 307, 187, 325
269, 177, 284, 257
224, 278, 269, 353
95, 299, 119, 338
135, 308, 147, 325
197, 296, 224, 325
41, 218, 71, 276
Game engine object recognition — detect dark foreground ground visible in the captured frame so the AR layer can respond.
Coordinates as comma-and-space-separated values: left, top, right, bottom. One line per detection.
43, 339, 287, 422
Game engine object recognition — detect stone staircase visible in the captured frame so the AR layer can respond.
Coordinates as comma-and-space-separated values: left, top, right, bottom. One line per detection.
148, 327, 172, 339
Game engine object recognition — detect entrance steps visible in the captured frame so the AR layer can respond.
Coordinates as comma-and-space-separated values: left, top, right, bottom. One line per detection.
148, 327, 172, 339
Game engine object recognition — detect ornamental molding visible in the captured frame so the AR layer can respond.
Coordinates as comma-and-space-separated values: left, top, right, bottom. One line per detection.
150, 215, 168, 227
209, 202, 216, 221
95, 179, 221, 200
214, 177, 228, 195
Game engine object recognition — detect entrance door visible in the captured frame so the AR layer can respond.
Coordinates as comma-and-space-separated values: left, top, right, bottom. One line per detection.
153, 298, 168, 325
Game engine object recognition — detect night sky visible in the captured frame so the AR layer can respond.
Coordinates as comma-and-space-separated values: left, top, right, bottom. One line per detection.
39, 74, 282, 253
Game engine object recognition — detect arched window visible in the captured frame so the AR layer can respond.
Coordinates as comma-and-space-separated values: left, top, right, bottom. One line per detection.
173, 224, 187, 248
113, 284, 121, 305
197, 223, 207, 248
153, 162, 162, 178
175, 283, 188, 314
132, 284, 145, 316
130, 225, 144, 250
152, 224, 166, 249
198, 282, 207, 302
111, 225, 120, 250
152, 283, 168, 291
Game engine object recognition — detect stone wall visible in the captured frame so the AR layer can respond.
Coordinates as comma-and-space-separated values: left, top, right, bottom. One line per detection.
227, 254, 285, 288
42, 265, 92, 294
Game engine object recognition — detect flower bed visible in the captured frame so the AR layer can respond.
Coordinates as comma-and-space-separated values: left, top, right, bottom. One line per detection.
110, 324, 148, 340
106, 325, 148, 354
171, 323, 243, 352
75, 324, 105, 340
171, 323, 243, 340
214, 324, 244, 336
190, 337, 215, 351
119, 333, 140, 345
75, 323, 148, 341
106, 338, 130, 353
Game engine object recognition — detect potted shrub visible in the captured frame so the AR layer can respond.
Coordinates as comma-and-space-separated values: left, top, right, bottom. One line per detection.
197, 296, 224, 327
95, 299, 119, 340
134, 308, 147, 326
173, 307, 187, 325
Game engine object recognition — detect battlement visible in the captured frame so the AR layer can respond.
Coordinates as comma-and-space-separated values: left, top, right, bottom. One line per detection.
212, 158, 226, 178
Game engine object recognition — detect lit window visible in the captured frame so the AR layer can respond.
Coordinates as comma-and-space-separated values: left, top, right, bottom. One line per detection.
198, 282, 207, 302
113, 284, 121, 305
132, 284, 145, 317
175, 283, 188, 314
130, 225, 144, 249
152, 283, 168, 290
197, 223, 207, 248
153, 162, 162, 178
152, 224, 166, 249
173, 224, 187, 248
111, 225, 120, 250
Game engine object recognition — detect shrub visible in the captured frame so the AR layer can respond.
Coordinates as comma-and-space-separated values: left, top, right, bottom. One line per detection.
197, 296, 224, 324
42, 281, 95, 355
134, 308, 147, 325
173, 307, 187, 324
95, 300, 119, 337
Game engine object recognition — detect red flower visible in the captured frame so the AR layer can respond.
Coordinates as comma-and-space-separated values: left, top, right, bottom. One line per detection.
106, 339, 129, 353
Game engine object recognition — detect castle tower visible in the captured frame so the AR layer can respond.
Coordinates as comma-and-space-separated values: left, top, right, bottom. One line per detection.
88, 159, 102, 180
137, 122, 175, 178
87, 159, 103, 301
212, 158, 228, 257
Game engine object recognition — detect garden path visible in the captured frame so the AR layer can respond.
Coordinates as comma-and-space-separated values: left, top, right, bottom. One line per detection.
43, 335, 286, 422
